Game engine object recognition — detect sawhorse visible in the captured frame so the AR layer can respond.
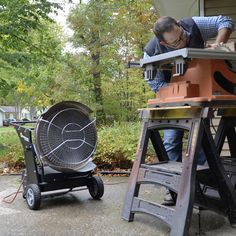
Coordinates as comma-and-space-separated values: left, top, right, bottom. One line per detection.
122, 103, 236, 236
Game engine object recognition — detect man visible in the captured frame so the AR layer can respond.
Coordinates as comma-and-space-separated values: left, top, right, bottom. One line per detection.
144, 15, 234, 205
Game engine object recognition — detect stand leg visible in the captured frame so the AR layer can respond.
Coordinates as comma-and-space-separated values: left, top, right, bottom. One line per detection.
171, 118, 203, 236
122, 121, 150, 221
150, 129, 169, 161
202, 118, 236, 225
215, 116, 236, 157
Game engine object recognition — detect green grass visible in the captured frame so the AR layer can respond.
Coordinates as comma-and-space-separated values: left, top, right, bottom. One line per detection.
0, 126, 19, 143
0, 126, 24, 167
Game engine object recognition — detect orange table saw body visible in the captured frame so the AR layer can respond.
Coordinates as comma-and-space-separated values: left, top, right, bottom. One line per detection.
148, 58, 236, 105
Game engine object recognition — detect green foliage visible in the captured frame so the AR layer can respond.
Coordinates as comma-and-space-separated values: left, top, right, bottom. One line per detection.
0, 143, 24, 168
0, 0, 160, 171
94, 122, 141, 168
0, 122, 142, 170
67, 0, 157, 123
0, 127, 19, 144
0, 127, 24, 168
0, 122, 165, 171
0, 0, 65, 110
0, 0, 61, 51
102, 68, 153, 122
1, 0, 157, 124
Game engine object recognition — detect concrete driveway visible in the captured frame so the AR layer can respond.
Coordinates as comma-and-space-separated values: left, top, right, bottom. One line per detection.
0, 175, 235, 236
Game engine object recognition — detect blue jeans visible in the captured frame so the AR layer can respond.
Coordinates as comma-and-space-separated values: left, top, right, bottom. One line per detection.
163, 129, 206, 165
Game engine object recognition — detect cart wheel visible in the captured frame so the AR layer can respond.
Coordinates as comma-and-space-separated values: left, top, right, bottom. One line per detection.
26, 184, 41, 210
88, 176, 104, 199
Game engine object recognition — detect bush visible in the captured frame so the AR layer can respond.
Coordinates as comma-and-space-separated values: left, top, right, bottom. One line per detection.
1, 122, 155, 171
94, 122, 141, 169
0, 143, 24, 169
0, 127, 25, 171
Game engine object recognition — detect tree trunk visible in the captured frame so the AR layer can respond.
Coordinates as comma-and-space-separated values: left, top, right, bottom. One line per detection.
91, 51, 105, 124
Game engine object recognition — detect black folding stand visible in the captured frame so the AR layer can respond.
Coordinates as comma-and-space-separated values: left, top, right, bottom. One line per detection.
122, 103, 236, 236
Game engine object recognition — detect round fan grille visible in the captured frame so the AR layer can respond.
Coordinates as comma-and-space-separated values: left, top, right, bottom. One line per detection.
34, 101, 97, 172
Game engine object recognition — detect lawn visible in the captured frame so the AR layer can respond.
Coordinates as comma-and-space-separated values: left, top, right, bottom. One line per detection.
0, 126, 19, 142
0, 126, 24, 169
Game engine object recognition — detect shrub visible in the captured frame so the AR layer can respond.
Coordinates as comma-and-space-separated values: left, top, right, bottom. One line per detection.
0, 127, 25, 171
1, 144, 24, 168
94, 122, 141, 169
1, 122, 157, 171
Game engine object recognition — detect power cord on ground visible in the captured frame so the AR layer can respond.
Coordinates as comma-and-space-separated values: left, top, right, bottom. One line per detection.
2, 176, 24, 204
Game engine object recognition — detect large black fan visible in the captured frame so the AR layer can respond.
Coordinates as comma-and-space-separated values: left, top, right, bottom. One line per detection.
34, 101, 97, 172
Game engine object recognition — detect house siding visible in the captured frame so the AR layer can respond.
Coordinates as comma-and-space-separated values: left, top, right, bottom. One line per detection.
0, 112, 3, 126
202, 0, 236, 156
204, 0, 236, 41
153, 0, 199, 19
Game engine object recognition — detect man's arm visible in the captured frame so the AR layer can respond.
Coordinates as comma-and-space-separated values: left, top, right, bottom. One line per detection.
215, 28, 232, 44
192, 15, 234, 47
143, 52, 167, 93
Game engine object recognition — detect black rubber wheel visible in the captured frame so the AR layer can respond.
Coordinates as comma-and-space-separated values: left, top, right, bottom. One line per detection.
26, 184, 41, 210
87, 176, 104, 199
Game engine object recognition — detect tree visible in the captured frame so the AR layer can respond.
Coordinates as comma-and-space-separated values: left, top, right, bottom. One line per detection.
0, 0, 61, 66
67, 0, 156, 123
0, 0, 64, 110
1, 0, 157, 122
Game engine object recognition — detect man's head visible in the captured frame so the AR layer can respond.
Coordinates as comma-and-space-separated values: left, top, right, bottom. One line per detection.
153, 16, 188, 49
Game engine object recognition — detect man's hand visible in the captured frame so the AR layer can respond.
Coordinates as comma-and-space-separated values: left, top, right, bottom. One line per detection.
206, 42, 223, 49
206, 27, 232, 50
206, 42, 231, 51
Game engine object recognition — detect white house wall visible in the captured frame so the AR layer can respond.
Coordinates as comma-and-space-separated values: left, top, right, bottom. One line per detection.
0, 112, 3, 127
